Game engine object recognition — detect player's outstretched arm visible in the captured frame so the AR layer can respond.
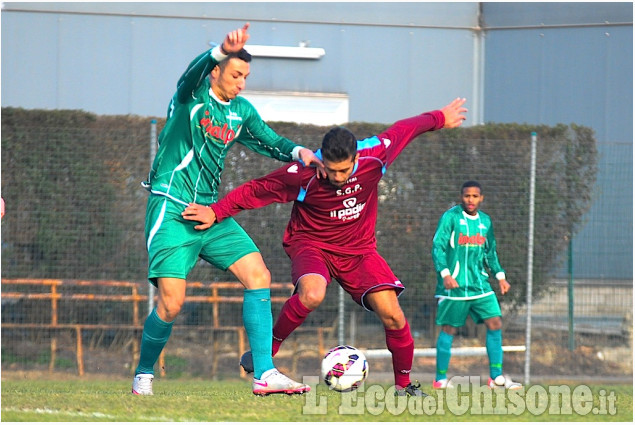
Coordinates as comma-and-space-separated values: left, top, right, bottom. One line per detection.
440, 97, 468, 128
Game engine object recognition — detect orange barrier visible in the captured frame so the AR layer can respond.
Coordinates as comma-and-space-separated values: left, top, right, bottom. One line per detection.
1, 279, 332, 377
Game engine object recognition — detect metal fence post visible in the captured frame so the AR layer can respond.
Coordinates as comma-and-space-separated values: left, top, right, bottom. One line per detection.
338, 286, 345, 345
148, 119, 157, 315
524, 132, 537, 385
568, 238, 575, 350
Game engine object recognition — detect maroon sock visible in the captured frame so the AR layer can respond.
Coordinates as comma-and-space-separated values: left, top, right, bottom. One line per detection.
271, 294, 312, 356
385, 321, 415, 389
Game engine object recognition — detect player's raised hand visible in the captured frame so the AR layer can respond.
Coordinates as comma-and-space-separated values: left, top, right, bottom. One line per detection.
440, 97, 468, 128
222, 23, 250, 53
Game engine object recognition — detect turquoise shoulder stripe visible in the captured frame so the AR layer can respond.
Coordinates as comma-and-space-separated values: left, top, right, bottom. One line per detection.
357, 136, 381, 150
297, 187, 307, 202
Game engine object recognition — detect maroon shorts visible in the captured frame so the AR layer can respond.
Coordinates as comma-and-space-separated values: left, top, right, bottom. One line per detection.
288, 245, 405, 311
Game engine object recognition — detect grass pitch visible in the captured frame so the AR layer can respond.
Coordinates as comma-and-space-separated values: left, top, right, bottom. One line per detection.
1, 375, 632, 422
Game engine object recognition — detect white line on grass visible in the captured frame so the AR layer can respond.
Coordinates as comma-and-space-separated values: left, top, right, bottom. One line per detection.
2, 406, 187, 421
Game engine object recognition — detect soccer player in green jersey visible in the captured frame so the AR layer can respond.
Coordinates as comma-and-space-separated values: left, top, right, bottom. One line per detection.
132, 23, 322, 396
431, 181, 522, 390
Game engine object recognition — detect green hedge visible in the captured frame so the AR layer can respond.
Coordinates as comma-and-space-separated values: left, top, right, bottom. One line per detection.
1, 108, 597, 315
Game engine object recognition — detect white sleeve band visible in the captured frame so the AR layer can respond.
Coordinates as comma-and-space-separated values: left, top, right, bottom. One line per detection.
291, 146, 304, 161
440, 269, 451, 278
496, 272, 506, 280
211, 45, 227, 62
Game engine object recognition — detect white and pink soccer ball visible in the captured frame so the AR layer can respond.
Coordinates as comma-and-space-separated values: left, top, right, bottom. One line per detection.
321, 345, 369, 392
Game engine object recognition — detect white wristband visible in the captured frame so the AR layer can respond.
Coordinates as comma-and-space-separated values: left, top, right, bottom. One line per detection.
211, 45, 228, 62
291, 146, 304, 162
440, 269, 450, 278
496, 272, 506, 280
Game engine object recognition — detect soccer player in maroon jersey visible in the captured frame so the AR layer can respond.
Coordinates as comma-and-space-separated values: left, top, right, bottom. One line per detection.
182, 97, 468, 396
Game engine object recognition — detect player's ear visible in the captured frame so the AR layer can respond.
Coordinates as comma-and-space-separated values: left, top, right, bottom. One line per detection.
211, 64, 220, 80
353, 153, 360, 163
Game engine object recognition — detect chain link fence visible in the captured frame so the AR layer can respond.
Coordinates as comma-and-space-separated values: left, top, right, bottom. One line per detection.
1, 109, 631, 380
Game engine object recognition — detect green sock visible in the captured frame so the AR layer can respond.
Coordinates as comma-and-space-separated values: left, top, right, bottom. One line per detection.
435, 331, 453, 381
135, 308, 174, 376
486, 328, 503, 378
243, 288, 275, 379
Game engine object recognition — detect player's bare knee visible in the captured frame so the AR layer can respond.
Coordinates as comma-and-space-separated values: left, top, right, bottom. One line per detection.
300, 290, 325, 310
158, 300, 183, 322
245, 268, 271, 289
380, 311, 405, 330
442, 325, 458, 335
485, 316, 502, 330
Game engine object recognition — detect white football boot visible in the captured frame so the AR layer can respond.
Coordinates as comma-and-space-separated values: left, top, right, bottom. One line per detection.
432, 378, 454, 389
132, 373, 154, 395
252, 368, 310, 396
488, 375, 522, 390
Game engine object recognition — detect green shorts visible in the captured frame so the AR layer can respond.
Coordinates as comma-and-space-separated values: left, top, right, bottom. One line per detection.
145, 195, 259, 286
435, 293, 502, 327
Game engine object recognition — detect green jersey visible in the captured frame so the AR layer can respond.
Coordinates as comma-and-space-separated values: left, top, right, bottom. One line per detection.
145, 46, 302, 206
431, 205, 506, 299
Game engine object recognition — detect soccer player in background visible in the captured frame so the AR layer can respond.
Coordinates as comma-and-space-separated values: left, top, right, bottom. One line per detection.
431, 181, 522, 390
133, 23, 323, 396
182, 98, 468, 396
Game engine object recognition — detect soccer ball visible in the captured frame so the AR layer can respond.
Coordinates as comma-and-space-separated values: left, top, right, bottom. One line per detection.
321, 345, 368, 392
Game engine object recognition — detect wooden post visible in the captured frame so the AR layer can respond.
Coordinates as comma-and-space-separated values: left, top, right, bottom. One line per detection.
76, 326, 84, 376
238, 328, 246, 378
49, 283, 58, 373
212, 287, 219, 328
131, 285, 140, 374
131, 339, 139, 375
212, 335, 219, 380
132, 286, 139, 326
49, 337, 57, 373
317, 328, 325, 358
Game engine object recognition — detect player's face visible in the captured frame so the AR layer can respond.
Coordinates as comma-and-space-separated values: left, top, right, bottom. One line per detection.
461, 186, 483, 215
211, 58, 250, 102
323, 154, 359, 188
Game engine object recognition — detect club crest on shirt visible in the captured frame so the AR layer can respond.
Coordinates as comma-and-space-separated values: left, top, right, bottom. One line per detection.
287, 164, 299, 173
343, 197, 357, 208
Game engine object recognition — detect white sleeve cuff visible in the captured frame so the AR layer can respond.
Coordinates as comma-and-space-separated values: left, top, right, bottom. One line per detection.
211, 45, 228, 62
291, 146, 304, 162
440, 269, 450, 278
496, 272, 506, 280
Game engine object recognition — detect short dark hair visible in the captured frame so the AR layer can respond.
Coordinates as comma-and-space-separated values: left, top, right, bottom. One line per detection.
461, 180, 482, 193
321, 127, 357, 162
218, 48, 252, 71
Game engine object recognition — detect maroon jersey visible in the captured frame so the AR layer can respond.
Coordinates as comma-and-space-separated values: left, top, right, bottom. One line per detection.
210, 110, 445, 255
